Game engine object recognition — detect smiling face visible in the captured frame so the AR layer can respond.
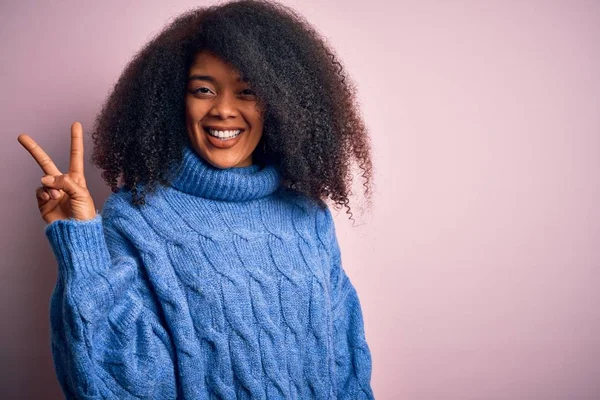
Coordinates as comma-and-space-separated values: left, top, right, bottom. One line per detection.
185, 50, 264, 168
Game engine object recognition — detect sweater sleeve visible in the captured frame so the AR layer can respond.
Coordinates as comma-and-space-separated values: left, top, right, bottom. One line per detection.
44, 208, 177, 399
319, 206, 375, 399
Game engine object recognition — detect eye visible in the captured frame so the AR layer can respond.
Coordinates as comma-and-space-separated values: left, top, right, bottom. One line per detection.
191, 87, 214, 95
240, 88, 256, 96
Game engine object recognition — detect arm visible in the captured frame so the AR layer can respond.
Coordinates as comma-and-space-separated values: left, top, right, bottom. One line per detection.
45, 205, 177, 399
319, 206, 375, 399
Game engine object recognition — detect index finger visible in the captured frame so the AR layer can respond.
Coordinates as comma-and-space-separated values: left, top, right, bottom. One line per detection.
17, 134, 62, 176
69, 122, 85, 174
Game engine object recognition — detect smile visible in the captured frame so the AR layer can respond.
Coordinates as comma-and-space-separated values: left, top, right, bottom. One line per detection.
202, 126, 246, 149
207, 129, 242, 140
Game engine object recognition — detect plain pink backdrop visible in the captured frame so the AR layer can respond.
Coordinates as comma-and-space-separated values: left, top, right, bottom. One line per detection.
2, 0, 599, 399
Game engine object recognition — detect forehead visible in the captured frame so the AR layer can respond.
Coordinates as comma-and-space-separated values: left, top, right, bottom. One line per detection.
189, 51, 242, 79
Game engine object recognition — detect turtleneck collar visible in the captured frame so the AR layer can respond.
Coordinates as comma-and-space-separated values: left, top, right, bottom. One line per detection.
169, 143, 282, 201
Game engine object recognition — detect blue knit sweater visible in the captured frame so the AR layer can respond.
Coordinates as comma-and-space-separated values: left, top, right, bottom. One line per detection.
45, 143, 374, 399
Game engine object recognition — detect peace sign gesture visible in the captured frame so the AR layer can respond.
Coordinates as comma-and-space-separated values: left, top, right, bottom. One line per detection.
17, 122, 97, 224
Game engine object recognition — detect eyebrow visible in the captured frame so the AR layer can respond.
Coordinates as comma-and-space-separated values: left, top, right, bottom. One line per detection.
188, 74, 244, 83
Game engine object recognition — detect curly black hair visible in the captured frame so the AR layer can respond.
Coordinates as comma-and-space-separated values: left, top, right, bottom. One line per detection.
91, 0, 374, 220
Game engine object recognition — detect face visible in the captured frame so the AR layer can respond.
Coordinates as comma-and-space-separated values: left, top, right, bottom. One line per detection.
185, 50, 264, 169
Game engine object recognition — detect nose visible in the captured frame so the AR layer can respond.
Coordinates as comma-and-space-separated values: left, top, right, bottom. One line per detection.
208, 91, 239, 119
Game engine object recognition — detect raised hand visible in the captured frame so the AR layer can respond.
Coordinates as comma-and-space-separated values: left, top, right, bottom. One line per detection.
18, 122, 97, 224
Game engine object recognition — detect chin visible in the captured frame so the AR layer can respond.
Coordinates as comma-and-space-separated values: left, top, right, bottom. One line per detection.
190, 137, 255, 169
206, 154, 251, 169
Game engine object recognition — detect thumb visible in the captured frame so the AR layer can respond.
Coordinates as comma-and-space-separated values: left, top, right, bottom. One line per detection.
41, 174, 88, 200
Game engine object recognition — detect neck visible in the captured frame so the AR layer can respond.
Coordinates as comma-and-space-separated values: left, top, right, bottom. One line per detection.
169, 143, 282, 201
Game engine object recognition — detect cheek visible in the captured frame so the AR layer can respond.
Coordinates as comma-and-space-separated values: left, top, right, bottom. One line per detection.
249, 117, 264, 139
185, 98, 208, 121
245, 106, 264, 130
184, 111, 198, 133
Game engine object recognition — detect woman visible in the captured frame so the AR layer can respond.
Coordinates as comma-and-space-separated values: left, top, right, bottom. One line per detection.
18, 0, 375, 398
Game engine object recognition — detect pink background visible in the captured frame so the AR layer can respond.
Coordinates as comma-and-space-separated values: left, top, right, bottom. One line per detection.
2, 0, 599, 398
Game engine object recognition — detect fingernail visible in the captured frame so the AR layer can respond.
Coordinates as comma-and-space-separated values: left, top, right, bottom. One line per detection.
50, 189, 60, 199
41, 176, 55, 184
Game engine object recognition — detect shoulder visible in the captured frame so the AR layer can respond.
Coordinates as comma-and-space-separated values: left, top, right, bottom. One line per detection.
274, 186, 335, 237
275, 186, 327, 216
99, 186, 164, 250
100, 186, 152, 234
101, 187, 137, 219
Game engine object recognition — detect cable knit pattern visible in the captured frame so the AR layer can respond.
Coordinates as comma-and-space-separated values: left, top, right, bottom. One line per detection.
44, 143, 374, 399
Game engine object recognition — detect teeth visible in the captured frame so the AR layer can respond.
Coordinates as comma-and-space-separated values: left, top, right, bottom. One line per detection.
208, 129, 242, 139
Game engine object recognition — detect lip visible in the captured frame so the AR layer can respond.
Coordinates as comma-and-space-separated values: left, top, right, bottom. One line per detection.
202, 125, 245, 149
203, 125, 246, 132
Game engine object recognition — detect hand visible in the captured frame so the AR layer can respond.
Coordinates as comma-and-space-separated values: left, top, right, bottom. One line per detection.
18, 122, 97, 224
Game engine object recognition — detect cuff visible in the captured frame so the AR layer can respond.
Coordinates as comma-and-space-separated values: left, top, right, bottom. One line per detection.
45, 214, 111, 282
